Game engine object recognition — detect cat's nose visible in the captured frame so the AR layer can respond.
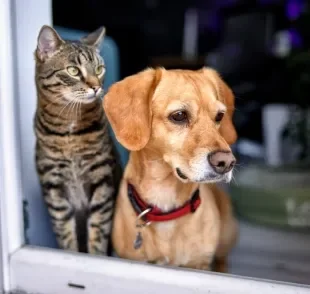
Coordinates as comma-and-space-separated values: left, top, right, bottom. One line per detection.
92, 86, 100, 94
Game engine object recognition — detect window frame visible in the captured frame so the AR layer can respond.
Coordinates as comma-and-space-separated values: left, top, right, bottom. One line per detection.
0, 0, 310, 293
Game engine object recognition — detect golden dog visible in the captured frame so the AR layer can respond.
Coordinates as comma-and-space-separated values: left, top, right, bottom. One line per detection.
103, 67, 238, 272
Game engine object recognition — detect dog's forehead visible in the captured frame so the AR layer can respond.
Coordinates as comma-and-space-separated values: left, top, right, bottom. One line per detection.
153, 70, 219, 109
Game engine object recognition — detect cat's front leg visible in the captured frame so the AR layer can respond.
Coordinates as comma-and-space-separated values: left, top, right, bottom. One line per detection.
43, 185, 79, 252
88, 177, 115, 255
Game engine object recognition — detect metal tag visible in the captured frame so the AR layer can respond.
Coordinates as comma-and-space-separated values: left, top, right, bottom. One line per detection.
133, 208, 152, 250
134, 231, 143, 250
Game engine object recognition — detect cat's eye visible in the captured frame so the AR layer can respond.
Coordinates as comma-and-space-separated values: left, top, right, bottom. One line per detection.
95, 65, 105, 76
67, 66, 80, 76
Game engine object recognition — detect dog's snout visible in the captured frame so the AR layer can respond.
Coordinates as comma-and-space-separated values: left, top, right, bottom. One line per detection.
208, 150, 236, 174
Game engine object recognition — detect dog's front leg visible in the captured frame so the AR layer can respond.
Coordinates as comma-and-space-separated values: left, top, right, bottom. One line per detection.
180, 255, 213, 271
213, 257, 228, 273
148, 256, 170, 266
196, 263, 212, 271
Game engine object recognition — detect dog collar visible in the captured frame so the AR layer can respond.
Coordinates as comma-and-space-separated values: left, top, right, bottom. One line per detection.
127, 183, 201, 223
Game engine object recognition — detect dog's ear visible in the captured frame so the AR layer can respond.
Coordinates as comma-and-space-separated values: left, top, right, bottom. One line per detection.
201, 67, 237, 145
103, 68, 162, 151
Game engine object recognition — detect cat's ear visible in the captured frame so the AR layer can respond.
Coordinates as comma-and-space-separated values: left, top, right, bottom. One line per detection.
36, 25, 64, 62
80, 26, 106, 48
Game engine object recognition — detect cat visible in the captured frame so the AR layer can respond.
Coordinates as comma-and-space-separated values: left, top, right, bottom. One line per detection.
34, 25, 122, 255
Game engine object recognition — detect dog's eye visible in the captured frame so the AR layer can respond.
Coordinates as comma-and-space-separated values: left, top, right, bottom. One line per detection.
169, 111, 188, 124
215, 112, 224, 123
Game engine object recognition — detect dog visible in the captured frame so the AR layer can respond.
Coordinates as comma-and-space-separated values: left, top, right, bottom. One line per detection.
103, 67, 238, 272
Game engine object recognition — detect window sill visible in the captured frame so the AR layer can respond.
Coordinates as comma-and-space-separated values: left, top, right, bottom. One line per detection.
9, 231, 310, 294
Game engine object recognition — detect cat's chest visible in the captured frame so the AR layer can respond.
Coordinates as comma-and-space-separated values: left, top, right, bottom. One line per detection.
65, 159, 89, 207
69, 122, 77, 133
67, 121, 87, 134
62, 131, 103, 158
68, 156, 92, 178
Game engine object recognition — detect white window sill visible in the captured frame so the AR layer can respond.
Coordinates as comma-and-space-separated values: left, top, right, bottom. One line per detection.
10, 243, 310, 294
9, 219, 310, 294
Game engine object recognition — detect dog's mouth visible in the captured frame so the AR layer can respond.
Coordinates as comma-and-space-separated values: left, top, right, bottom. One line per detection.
176, 168, 188, 180
176, 167, 232, 184
197, 171, 233, 183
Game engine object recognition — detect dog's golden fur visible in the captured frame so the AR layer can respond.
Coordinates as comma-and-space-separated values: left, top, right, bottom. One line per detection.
103, 67, 238, 271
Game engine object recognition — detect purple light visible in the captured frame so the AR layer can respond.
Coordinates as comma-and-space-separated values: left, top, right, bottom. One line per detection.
259, 0, 281, 4
286, 0, 303, 21
289, 28, 303, 47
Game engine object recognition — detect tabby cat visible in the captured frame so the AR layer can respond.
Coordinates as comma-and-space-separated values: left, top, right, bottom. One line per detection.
34, 25, 121, 255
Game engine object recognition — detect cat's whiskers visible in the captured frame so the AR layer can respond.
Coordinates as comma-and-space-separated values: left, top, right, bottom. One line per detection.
73, 99, 78, 121
69, 98, 77, 120
67, 97, 79, 121
78, 100, 82, 120
58, 98, 74, 119
73, 99, 80, 121
68, 100, 75, 121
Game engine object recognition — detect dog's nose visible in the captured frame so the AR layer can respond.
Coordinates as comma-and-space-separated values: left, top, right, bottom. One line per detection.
208, 150, 236, 174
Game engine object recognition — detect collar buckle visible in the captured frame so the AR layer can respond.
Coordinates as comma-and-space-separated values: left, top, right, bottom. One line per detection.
135, 208, 152, 228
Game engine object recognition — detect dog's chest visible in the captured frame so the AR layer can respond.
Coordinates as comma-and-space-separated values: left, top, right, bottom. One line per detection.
155, 221, 175, 232
145, 185, 179, 212
143, 211, 219, 268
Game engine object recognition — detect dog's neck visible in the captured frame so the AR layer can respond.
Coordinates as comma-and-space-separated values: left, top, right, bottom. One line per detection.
126, 150, 199, 212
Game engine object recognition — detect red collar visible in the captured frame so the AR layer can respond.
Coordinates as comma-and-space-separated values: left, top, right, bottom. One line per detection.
127, 183, 201, 223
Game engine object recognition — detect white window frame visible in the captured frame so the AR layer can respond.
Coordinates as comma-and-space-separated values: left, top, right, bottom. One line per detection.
1, 0, 310, 293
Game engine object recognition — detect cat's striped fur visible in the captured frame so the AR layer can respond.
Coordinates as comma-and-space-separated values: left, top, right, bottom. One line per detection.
34, 25, 121, 255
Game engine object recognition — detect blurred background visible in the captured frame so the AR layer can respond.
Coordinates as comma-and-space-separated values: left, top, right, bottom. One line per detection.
14, 0, 310, 286
51, 0, 310, 227
52, 0, 309, 160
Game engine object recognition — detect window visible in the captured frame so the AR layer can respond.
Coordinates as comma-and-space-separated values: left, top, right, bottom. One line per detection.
1, 0, 310, 293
